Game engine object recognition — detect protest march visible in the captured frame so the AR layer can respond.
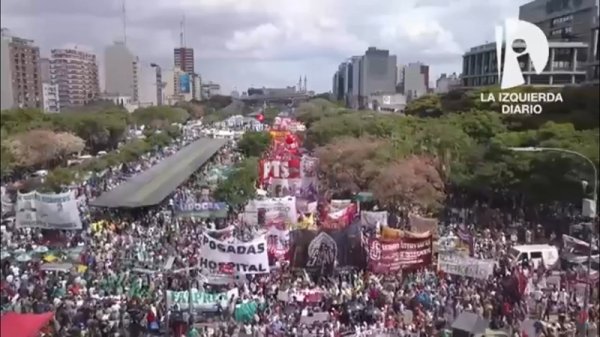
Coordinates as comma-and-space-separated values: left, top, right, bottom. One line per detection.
1, 110, 598, 337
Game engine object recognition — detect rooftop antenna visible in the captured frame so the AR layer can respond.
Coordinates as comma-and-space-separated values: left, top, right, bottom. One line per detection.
180, 15, 186, 48
122, 0, 127, 45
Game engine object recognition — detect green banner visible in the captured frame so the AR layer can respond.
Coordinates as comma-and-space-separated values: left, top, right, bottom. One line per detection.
166, 288, 238, 310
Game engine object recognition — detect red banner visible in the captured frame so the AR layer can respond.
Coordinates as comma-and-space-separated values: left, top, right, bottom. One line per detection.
368, 234, 433, 273
319, 203, 357, 230
259, 158, 301, 182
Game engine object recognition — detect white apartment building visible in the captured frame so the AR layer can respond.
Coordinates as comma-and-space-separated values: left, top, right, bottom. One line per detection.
435, 73, 461, 94
137, 61, 160, 107
50, 48, 100, 107
402, 62, 430, 101
104, 41, 138, 100
0, 33, 13, 110
42, 83, 60, 113
201, 82, 221, 99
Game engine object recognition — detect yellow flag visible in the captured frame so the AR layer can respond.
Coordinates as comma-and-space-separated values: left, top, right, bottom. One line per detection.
43, 254, 57, 262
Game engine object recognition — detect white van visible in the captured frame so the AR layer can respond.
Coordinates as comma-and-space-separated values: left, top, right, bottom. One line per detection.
509, 244, 559, 269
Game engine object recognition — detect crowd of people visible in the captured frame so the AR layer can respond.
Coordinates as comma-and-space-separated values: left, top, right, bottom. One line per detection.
1, 117, 599, 337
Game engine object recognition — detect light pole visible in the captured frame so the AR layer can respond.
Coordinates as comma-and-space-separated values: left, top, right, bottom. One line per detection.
509, 146, 598, 325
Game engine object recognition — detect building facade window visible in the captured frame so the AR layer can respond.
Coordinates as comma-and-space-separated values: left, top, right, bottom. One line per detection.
551, 14, 573, 27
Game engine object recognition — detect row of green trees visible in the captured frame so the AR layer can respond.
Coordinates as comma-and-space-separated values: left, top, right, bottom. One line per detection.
0, 105, 190, 179
298, 87, 599, 213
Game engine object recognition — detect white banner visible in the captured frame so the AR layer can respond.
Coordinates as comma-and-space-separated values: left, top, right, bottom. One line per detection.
200, 233, 270, 274
266, 227, 290, 259
16, 191, 82, 230
438, 255, 494, 280
360, 211, 388, 228
244, 197, 298, 226
330, 199, 352, 211
1, 186, 13, 216
166, 288, 238, 311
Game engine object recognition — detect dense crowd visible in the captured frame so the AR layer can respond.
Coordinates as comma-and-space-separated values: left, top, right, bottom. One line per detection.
1, 120, 599, 337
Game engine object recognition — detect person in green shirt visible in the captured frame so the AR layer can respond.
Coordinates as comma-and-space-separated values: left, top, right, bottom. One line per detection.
187, 326, 200, 337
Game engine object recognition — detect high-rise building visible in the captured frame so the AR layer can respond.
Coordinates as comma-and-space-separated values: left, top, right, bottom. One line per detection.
519, 0, 599, 83
435, 73, 461, 94
201, 82, 221, 100
461, 41, 589, 87
402, 62, 430, 100
589, 10, 599, 83
0, 30, 14, 110
40, 57, 51, 84
137, 60, 161, 107
50, 48, 100, 107
359, 47, 397, 108
104, 41, 138, 99
42, 83, 60, 113
519, 0, 598, 43
173, 47, 194, 74
332, 48, 396, 109
1, 28, 42, 109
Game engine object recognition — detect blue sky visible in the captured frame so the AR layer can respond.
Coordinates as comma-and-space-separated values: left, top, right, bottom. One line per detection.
1, 0, 530, 94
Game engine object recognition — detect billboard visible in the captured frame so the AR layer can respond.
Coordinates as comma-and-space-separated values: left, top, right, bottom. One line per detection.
179, 73, 191, 93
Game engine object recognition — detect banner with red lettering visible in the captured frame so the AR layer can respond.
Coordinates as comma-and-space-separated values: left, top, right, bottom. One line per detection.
259, 157, 301, 182
319, 200, 357, 230
266, 227, 290, 261
368, 234, 433, 273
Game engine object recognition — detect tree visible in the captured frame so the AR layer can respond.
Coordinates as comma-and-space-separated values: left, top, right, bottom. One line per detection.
131, 106, 189, 127
5, 130, 70, 168
316, 137, 391, 195
371, 155, 445, 212
214, 157, 259, 208
403, 94, 442, 116
53, 132, 86, 160
237, 132, 271, 158
6, 129, 84, 168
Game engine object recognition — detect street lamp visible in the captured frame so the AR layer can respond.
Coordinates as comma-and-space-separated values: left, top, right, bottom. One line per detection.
508, 147, 598, 204
509, 146, 598, 325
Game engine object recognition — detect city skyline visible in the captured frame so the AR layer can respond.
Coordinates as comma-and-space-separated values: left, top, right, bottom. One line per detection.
1, 0, 533, 93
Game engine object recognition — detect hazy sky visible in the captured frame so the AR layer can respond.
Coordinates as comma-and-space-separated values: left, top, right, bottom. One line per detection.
1, 0, 530, 94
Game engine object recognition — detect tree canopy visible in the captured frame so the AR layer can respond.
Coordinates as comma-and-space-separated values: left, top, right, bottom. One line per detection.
297, 87, 599, 213
213, 157, 259, 209
237, 131, 272, 158
0, 106, 187, 188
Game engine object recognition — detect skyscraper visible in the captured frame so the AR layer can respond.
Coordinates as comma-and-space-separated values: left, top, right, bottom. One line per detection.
51, 48, 100, 107
402, 62, 430, 100
105, 41, 137, 99
174, 47, 194, 74
1, 28, 42, 109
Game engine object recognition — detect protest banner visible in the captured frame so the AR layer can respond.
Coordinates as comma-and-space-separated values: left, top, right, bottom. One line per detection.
166, 288, 238, 311
174, 202, 228, 218
244, 197, 298, 226
360, 211, 388, 228
266, 226, 290, 260
200, 233, 270, 274
259, 157, 301, 181
438, 255, 495, 280
306, 232, 337, 270
277, 289, 325, 303
408, 214, 438, 237
1, 186, 13, 216
320, 201, 356, 230
16, 190, 82, 230
368, 234, 433, 273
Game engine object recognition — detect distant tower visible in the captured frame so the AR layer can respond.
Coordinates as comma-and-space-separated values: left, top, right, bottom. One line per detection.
303, 75, 307, 92
180, 15, 185, 47
122, 0, 127, 45
298, 76, 302, 92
